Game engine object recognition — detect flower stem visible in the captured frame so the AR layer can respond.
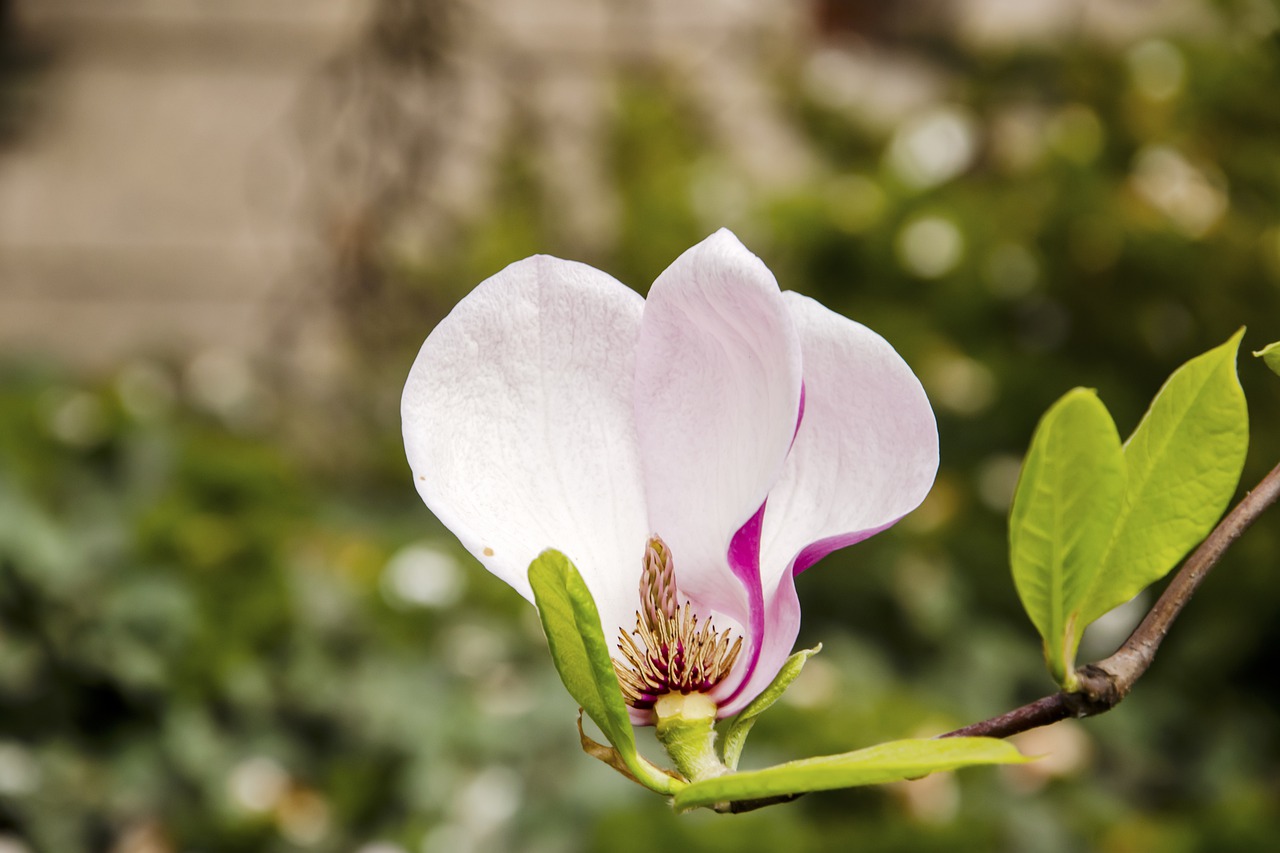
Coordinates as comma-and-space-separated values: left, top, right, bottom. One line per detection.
654, 693, 728, 783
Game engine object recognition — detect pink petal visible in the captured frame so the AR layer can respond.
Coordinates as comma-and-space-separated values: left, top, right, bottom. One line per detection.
711, 500, 768, 710
759, 292, 939, 590
401, 256, 650, 641
633, 230, 803, 633
711, 566, 802, 717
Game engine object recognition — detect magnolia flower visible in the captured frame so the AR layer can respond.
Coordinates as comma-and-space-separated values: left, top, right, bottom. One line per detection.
403, 230, 938, 724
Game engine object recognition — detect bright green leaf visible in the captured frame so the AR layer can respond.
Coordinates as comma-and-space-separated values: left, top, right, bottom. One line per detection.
722, 645, 821, 770
528, 550, 683, 795
1008, 388, 1125, 687
1254, 341, 1280, 377
1086, 331, 1248, 627
673, 737, 1027, 812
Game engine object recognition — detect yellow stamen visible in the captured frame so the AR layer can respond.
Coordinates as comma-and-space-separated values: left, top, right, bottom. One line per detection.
612, 535, 743, 709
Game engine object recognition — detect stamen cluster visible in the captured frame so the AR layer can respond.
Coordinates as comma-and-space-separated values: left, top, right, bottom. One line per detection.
614, 537, 743, 709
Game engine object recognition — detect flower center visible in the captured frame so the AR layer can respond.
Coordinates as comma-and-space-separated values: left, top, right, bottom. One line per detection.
613, 536, 743, 710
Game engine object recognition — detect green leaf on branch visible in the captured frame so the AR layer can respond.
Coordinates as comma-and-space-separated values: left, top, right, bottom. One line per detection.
528, 549, 683, 795
673, 737, 1027, 812
1009, 389, 1125, 687
721, 645, 821, 771
1087, 331, 1248, 626
1008, 332, 1248, 689
1254, 340, 1280, 377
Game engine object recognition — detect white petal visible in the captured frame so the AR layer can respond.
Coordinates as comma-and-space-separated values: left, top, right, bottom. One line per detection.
402, 256, 650, 640
760, 292, 939, 588
633, 230, 803, 627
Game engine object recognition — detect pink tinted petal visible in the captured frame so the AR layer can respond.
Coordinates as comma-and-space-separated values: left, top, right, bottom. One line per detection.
710, 501, 768, 708
791, 521, 898, 575
628, 706, 655, 727
634, 230, 803, 627
401, 256, 649, 640
709, 568, 802, 717
760, 292, 939, 588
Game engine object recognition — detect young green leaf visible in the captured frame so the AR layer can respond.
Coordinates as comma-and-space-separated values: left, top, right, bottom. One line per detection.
1254, 341, 1280, 377
528, 549, 683, 795
721, 645, 821, 770
1008, 388, 1125, 687
673, 737, 1027, 812
1085, 331, 1248, 627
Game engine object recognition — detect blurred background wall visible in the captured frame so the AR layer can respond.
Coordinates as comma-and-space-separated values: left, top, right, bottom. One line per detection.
1, 1, 1279, 852
0, 0, 367, 373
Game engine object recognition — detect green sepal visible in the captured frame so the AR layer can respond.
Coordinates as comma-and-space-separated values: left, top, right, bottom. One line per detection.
1254, 340, 1280, 377
721, 645, 821, 770
528, 549, 683, 795
673, 737, 1027, 812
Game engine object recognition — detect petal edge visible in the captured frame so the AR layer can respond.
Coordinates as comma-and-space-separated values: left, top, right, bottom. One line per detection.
402, 255, 651, 641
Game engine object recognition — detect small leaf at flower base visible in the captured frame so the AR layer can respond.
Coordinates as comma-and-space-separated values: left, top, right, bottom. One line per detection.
1086, 331, 1248, 630
673, 737, 1027, 812
722, 645, 821, 770
528, 549, 683, 795
1254, 341, 1280, 377
1008, 388, 1125, 687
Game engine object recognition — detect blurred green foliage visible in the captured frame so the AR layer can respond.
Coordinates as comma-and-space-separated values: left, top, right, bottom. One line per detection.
4, 3, 1280, 852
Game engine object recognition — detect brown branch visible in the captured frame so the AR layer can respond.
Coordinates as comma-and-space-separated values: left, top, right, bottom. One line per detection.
941, 460, 1280, 741
724, 792, 805, 814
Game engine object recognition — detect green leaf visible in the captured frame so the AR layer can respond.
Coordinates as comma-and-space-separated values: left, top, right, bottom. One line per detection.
1008, 388, 1126, 686
1086, 331, 1248, 627
1008, 333, 1249, 688
528, 549, 682, 795
1254, 341, 1280, 377
722, 645, 821, 770
673, 737, 1027, 812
